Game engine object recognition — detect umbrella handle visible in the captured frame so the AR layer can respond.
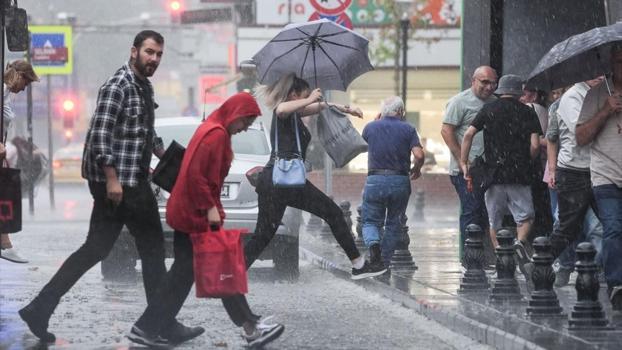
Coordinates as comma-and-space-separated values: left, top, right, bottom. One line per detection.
604, 76, 613, 96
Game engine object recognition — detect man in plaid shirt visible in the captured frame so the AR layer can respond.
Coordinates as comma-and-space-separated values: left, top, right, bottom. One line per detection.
19, 30, 204, 346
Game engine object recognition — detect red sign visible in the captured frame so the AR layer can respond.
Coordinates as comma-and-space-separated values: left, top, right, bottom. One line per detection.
32, 47, 68, 62
310, 0, 352, 15
0, 201, 14, 222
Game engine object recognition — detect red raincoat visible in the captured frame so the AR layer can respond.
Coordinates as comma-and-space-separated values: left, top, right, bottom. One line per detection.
166, 92, 261, 233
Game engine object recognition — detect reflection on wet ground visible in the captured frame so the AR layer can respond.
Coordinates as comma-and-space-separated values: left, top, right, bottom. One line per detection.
300, 210, 622, 350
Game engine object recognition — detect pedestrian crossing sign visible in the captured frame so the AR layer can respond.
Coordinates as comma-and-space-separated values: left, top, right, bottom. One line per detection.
29, 25, 73, 75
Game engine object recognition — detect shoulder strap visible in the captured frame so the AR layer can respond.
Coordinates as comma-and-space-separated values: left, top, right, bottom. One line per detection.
273, 111, 302, 157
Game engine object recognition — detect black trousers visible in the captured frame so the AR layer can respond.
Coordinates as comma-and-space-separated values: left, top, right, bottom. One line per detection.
135, 230, 258, 335
36, 180, 166, 311
552, 168, 594, 244
244, 168, 360, 268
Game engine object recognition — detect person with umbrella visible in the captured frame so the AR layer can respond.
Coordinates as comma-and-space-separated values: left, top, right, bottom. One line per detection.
245, 73, 386, 279
575, 42, 622, 310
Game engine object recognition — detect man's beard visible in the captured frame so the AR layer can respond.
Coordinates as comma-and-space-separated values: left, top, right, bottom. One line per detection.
133, 55, 158, 77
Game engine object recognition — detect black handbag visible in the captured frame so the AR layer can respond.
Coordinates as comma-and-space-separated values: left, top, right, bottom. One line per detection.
152, 140, 186, 192
0, 163, 22, 233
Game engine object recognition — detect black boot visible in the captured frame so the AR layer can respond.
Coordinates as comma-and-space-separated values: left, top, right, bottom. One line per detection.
19, 297, 57, 343
369, 244, 384, 269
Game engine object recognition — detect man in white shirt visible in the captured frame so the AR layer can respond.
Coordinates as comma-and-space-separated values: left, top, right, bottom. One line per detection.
575, 43, 622, 310
547, 77, 604, 287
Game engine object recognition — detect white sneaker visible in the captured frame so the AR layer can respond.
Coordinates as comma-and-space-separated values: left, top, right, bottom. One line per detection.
242, 321, 285, 349
0, 248, 28, 263
256, 315, 276, 327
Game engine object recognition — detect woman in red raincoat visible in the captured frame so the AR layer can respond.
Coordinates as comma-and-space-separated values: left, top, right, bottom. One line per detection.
129, 92, 285, 348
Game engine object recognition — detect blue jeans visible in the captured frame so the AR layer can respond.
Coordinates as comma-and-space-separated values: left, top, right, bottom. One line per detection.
450, 174, 487, 256
593, 184, 622, 288
362, 175, 411, 265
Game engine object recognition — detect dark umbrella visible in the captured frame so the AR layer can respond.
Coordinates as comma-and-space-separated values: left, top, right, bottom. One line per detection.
252, 19, 373, 91
525, 22, 622, 93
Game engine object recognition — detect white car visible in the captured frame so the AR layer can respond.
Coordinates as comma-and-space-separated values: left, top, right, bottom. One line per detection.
102, 116, 302, 280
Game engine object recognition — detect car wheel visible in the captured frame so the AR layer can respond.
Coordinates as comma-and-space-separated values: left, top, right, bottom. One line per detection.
101, 230, 137, 280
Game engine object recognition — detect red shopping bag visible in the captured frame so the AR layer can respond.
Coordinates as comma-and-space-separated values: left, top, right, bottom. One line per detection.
190, 227, 248, 298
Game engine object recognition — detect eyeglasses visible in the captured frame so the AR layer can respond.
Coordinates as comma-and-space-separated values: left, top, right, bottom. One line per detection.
476, 78, 497, 87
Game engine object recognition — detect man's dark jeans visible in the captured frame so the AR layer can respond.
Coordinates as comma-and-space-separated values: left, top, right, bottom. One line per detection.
593, 184, 622, 289
553, 168, 594, 244
36, 180, 166, 308
450, 174, 488, 257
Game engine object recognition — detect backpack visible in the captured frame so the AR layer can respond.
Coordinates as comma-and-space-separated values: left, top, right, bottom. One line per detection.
14, 141, 48, 192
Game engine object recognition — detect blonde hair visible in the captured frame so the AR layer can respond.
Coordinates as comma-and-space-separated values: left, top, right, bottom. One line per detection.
255, 73, 310, 110
4, 60, 38, 88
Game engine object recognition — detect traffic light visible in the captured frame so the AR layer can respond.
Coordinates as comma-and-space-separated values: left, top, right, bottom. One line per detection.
168, 0, 182, 12
167, 0, 183, 23
61, 97, 76, 129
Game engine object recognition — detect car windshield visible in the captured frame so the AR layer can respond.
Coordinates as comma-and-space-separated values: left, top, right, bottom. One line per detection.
156, 124, 270, 155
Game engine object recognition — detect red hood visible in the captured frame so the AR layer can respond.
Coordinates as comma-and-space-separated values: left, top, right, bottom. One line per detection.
204, 92, 261, 129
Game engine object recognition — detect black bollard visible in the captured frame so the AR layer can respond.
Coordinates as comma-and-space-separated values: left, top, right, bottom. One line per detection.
390, 214, 417, 273
526, 237, 564, 318
459, 224, 489, 293
568, 242, 611, 330
489, 229, 522, 302
339, 201, 354, 239
306, 213, 322, 232
354, 205, 367, 253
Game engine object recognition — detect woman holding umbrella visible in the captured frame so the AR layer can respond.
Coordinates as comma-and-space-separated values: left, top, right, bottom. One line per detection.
245, 73, 386, 279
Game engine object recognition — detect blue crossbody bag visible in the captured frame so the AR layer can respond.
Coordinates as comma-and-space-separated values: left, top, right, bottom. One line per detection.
272, 114, 306, 188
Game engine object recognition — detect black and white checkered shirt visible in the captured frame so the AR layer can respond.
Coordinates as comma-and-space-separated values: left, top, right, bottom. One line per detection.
82, 63, 163, 187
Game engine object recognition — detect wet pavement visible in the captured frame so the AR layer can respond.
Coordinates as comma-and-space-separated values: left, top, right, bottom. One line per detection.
0, 186, 493, 349
299, 205, 622, 350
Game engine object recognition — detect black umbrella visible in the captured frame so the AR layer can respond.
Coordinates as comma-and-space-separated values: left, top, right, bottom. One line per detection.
252, 19, 373, 91
526, 22, 622, 93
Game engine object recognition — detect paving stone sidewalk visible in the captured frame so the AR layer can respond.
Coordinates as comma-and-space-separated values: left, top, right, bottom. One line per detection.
298, 207, 622, 350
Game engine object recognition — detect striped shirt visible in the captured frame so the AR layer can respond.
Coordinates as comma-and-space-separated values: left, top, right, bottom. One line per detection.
82, 63, 163, 187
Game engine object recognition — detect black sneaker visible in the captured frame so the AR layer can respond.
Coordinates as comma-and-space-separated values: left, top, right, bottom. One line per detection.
351, 260, 387, 280
554, 268, 573, 288
127, 325, 170, 349
242, 321, 285, 349
609, 286, 622, 311
161, 320, 205, 344
513, 240, 533, 278
18, 301, 56, 343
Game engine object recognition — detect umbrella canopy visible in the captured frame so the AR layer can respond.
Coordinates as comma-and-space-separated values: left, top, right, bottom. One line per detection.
252, 19, 374, 91
526, 22, 622, 91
